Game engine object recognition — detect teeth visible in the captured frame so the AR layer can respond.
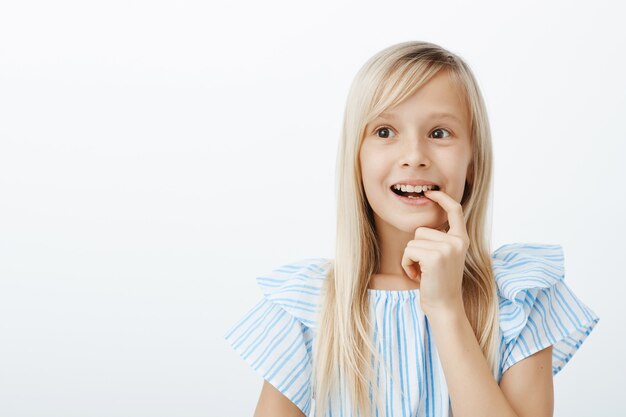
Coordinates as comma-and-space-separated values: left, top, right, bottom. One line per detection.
393, 184, 438, 192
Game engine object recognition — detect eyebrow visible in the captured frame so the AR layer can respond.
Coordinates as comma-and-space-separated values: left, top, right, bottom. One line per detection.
376, 111, 463, 123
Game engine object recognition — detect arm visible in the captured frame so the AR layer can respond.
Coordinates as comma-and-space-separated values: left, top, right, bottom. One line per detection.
500, 345, 554, 417
254, 379, 306, 417
426, 302, 554, 417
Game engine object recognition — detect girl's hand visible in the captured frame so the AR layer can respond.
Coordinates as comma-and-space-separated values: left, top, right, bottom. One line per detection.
401, 189, 469, 316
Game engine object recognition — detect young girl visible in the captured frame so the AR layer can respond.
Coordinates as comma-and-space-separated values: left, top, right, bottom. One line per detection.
223, 41, 600, 417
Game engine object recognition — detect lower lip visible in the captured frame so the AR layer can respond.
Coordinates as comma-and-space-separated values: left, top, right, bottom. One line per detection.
392, 190, 434, 206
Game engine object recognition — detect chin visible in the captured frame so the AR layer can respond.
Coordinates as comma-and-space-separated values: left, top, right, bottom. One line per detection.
398, 213, 447, 230
394, 219, 437, 233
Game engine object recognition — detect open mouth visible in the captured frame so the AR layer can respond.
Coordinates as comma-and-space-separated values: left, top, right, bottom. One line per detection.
390, 184, 440, 198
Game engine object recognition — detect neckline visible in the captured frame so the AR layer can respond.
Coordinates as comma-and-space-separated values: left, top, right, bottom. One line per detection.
366, 288, 420, 299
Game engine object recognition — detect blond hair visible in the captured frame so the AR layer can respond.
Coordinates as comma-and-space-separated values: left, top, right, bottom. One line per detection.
312, 41, 499, 417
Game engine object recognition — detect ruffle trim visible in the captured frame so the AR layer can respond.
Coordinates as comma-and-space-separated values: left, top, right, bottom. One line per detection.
255, 257, 330, 330
492, 242, 600, 377
492, 242, 567, 344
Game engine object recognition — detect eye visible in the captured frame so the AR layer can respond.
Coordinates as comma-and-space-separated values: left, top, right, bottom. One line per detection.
374, 126, 396, 139
373, 126, 453, 140
431, 127, 452, 139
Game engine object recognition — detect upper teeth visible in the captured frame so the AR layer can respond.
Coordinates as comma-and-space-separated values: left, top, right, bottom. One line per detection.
393, 184, 437, 192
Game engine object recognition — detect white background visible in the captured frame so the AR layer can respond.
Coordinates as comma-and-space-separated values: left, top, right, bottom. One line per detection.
0, 0, 623, 416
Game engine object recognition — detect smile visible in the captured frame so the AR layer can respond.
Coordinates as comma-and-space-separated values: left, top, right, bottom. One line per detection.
390, 184, 440, 198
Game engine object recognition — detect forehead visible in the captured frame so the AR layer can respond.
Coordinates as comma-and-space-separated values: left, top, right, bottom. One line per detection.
369, 71, 470, 127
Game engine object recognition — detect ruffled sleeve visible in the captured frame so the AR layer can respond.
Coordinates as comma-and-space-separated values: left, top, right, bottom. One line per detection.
492, 243, 600, 380
223, 257, 330, 417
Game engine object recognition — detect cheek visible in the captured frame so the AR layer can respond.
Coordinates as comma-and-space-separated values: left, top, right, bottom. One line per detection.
451, 178, 468, 202
359, 150, 382, 185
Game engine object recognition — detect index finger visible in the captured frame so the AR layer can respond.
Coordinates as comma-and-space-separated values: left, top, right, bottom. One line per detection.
423, 189, 466, 239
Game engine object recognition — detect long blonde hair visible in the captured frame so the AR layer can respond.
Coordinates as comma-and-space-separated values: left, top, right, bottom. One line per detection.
311, 41, 499, 417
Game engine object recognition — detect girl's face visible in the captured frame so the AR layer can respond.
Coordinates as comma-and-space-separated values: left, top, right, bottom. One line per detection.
359, 70, 472, 235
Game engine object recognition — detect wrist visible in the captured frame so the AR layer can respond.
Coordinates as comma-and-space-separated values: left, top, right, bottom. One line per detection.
422, 298, 466, 322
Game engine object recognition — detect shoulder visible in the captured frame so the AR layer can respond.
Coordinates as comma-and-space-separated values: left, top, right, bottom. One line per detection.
255, 257, 332, 330
223, 257, 332, 417
491, 242, 567, 348
491, 242, 565, 310
491, 242, 600, 379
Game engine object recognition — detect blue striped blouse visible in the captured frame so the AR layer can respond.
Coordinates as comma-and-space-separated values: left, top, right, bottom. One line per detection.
223, 243, 600, 417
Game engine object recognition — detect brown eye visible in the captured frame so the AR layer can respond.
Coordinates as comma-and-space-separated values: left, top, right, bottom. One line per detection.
375, 126, 396, 139
431, 128, 452, 139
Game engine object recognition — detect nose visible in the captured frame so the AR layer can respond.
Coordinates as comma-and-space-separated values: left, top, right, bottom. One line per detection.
399, 136, 430, 167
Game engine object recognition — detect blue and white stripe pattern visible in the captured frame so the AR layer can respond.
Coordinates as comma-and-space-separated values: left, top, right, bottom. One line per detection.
493, 243, 600, 381
223, 259, 327, 416
224, 243, 599, 417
